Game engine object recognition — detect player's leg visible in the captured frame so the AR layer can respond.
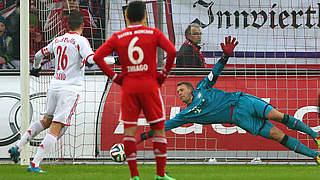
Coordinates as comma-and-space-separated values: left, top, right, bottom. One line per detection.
258, 121, 320, 164
121, 91, 141, 180
267, 109, 320, 148
9, 89, 57, 164
151, 125, 167, 178
28, 90, 79, 172
246, 94, 319, 148
8, 115, 52, 164
18, 115, 52, 151
28, 122, 63, 172
237, 95, 320, 163
57, 126, 68, 140
19, 89, 57, 150
142, 89, 175, 180
124, 126, 139, 180
151, 125, 175, 180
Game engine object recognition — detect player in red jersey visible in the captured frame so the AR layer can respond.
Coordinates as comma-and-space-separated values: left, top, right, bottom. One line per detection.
93, 1, 176, 180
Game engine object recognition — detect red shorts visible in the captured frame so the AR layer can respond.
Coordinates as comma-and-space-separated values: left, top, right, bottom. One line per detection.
120, 87, 165, 130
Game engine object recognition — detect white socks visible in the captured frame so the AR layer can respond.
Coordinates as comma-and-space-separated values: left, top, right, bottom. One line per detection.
32, 133, 57, 167
16, 121, 45, 151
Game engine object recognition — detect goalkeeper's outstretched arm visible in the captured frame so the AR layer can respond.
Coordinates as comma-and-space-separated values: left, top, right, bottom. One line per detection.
138, 130, 155, 144
138, 116, 186, 144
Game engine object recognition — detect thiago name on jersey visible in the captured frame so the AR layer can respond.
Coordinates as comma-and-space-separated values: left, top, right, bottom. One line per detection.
127, 64, 148, 72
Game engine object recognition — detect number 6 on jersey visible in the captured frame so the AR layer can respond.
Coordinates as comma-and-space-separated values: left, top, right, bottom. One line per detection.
128, 37, 144, 65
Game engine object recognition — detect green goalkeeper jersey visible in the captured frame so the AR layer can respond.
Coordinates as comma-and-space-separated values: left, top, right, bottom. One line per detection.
164, 57, 242, 131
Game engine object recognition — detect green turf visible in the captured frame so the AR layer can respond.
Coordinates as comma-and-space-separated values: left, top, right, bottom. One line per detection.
0, 164, 318, 180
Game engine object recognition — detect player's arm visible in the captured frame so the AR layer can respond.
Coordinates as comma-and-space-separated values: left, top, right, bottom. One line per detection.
196, 56, 228, 89
156, 30, 177, 85
138, 114, 187, 143
79, 39, 118, 67
104, 56, 121, 65
196, 36, 238, 89
31, 41, 54, 77
164, 115, 188, 131
93, 35, 122, 85
79, 37, 95, 67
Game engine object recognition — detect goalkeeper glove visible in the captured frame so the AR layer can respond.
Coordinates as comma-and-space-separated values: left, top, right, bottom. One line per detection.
138, 130, 154, 144
156, 69, 169, 86
30, 67, 41, 77
220, 36, 239, 56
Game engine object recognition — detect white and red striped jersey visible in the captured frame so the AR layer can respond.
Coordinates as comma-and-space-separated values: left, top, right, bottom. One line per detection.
34, 32, 94, 92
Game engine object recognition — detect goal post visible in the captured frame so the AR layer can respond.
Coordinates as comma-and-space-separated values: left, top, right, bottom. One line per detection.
20, 0, 30, 166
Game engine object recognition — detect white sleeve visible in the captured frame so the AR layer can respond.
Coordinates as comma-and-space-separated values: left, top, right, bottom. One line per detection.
79, 37, 94, 64
33, 41, 54, 69
33, 50, 43, 69
104, 56, 116, 64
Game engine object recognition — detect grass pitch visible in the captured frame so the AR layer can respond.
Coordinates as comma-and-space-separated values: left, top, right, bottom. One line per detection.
0, 164, 318, 180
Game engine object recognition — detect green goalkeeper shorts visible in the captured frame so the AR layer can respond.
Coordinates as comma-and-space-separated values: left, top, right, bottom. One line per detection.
233, 93, 275, 137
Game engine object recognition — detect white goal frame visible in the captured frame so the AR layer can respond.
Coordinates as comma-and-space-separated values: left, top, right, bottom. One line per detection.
20, 1, 30, 165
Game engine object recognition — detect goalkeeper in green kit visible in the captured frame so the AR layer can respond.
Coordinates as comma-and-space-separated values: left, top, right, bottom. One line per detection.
140, 36, 320, 164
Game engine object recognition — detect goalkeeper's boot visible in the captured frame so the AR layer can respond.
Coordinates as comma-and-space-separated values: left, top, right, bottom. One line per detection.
314, 136, 320, 151
27, 162, 45, 173
8, 146, 20, 164
155, 174, 176, 180
130, 176, 140, 180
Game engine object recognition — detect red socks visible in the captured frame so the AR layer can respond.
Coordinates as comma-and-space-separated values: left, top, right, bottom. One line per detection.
153, 137, 167, 177
123, 136, 168, 177
123, 136, 139, 177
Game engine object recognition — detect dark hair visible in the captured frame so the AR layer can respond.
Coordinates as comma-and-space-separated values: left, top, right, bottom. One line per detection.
67, 10, 84, 31
127, 1, 146, 23
185, 23, 200, 38
177, 81, 194, 91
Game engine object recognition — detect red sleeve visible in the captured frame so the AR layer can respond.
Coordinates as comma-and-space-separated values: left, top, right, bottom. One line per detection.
157, 29, 177, 73
93, 35, 117, 80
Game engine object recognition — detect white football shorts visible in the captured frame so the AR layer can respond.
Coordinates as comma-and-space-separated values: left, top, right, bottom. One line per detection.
45, 89, 79, 126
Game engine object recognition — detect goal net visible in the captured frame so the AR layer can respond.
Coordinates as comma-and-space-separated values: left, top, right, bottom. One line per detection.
26, 0, 320, 164
28, 0, 108, 163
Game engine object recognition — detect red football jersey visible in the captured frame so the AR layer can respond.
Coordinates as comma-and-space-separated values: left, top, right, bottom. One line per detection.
44, 8, 97, 38
94, 25, 176, 92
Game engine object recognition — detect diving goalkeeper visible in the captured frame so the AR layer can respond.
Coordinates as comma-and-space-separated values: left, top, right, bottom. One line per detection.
140, 36, 320, 164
